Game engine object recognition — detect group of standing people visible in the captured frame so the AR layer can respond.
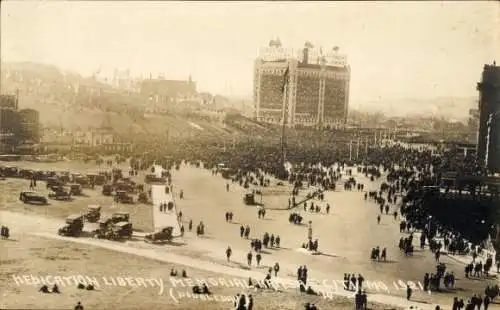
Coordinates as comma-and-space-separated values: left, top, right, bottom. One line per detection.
1, 225, 10, 239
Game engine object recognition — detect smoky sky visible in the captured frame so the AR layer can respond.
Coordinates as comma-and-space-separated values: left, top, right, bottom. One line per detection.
2, 1, 499, 109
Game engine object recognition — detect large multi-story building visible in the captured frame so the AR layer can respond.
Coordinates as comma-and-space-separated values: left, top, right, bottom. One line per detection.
476, 62, 500, 173
18, 108, 41, 144
0, 92, 41, 153
0, 93, 20, 152
485, 111, 500, 173
253, 40, 350, 127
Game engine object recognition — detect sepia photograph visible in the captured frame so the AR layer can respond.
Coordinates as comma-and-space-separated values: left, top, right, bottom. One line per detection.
1, 1, 499, 310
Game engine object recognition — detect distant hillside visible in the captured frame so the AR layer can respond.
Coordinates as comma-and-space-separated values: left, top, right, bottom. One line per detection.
230, 95, 477, 121
1, 61, 260, 141
357, 97, 477, 121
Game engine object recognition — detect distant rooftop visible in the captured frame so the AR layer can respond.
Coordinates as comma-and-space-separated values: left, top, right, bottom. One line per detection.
258, 41, 347, 67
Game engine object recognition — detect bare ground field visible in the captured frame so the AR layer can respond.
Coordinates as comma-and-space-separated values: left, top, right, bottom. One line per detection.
0, 161, 155, 233
0, 235, 399, 310
1, 160, 496, 310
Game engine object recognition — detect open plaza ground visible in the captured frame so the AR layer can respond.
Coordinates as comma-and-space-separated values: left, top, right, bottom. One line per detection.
1, 159, 498, 309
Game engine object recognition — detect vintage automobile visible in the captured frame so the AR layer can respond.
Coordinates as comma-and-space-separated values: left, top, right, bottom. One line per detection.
73, 175, 90, 188
243, 193, 256, 205
19, 191, 48, 205
85, 205, 101, 223
114, 181, 135, 193
114, 191, 134, 204
87, 173, 106, 186
102, 184, 113, 196
48, 186, 72, 201
46, 177, 65, 189
108, 222, 133, 240
58, 214, 84, 237
144, 174, 166, 184
144, 226, 174, 244
58, 172, 71, 183
20, 169, 35, 179
34, 170, 52, 181
94, 217, 113, 239
1, 166, 19, 177
69, 184, 83, 196
111, 212, 130, 223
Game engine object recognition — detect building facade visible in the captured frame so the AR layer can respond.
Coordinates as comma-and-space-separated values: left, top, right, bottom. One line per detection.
19, 108, 41, 144
253, 42, 350, 127
0, 93, 18, 110
140, 76, 197, 105
485, 112, 500, 173
476, 62, 500, 172
72, 127, 133, 154
73, 127, 114, 147
1, 93, 21, 152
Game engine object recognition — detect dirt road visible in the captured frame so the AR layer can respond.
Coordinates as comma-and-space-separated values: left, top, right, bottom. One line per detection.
0, 210, 437, 310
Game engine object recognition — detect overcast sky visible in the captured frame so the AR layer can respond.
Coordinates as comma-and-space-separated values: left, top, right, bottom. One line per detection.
2, 1, 499, 105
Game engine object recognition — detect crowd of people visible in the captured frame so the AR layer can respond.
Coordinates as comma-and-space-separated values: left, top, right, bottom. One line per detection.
9, 128, 498, 310
151, 139, 495, 305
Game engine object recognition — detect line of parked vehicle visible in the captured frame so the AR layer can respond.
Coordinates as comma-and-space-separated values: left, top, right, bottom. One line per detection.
58, 206, 133, 241
0, 165, 152, 205
59, 205, 175, 244
1, 164, 176, 244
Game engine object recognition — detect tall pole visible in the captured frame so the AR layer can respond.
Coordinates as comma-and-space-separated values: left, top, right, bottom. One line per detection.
281, 85, 287, 170
349, 140, 352, 161
280, 64, 290, 178
356, 137, 360, 159
365, 137, 368, 156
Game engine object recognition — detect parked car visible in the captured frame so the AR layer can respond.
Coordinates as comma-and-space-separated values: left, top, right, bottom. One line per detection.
144, 226, 174, 244
114, 191, 134, 204
58, 214, 84, 237
114, 182, 135, 193
46, 177, 65, 189
69, 184, 83, 196
73, 175, 90, 188
102, 184, 113, 196
111, 212, 130, 223
109, 222, 133, 240
94, 217, 113, 239
85, 205, 101, 223
243, 193, 257, 205
19, 191, 48, 205
145, 174, 166, 184
48, 186, 72, 201
87, 173, 106, 186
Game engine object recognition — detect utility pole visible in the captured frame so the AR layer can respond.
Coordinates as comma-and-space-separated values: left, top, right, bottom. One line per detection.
365, 137, 368, 156
356, 137, 360, 159
349, 140, 353, 161
280, 64, 290, 179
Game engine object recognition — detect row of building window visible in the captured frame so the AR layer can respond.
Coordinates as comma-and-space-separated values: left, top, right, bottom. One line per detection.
258, 71, 348, 80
